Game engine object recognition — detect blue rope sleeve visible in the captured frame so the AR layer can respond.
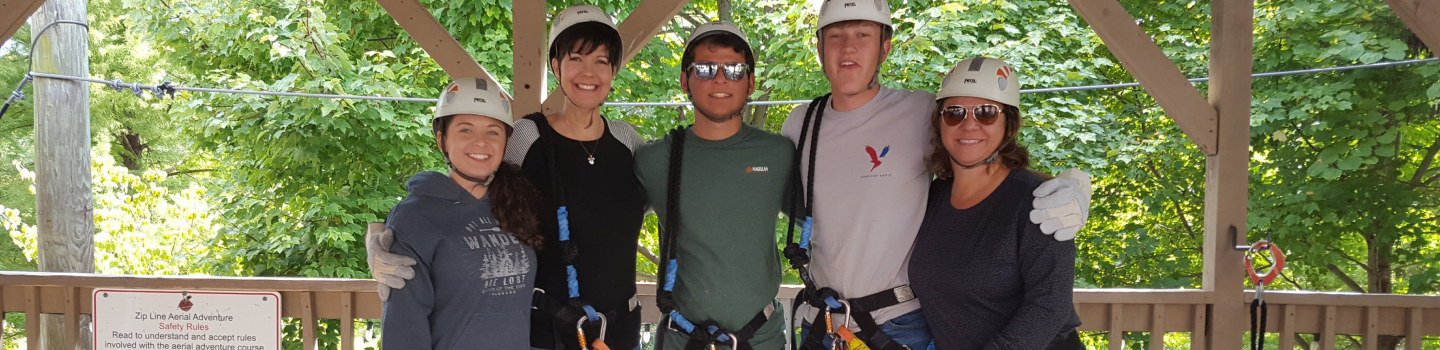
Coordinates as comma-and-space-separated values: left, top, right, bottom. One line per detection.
824, 296, 843, 309
709, 325, 731, 342
664, 259, 679, 292
582, 305, 599, 324
800, 216, 814, 249
567, 266, 581, 298
557, 207, 571, 241
669, 310, 696, 333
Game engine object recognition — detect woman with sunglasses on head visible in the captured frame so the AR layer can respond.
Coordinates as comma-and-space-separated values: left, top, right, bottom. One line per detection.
370, 5, 648, 350
907, 57, 1082, 350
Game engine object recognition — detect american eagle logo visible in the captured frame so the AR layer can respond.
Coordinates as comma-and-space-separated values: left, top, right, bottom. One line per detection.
865, 145, 889, 171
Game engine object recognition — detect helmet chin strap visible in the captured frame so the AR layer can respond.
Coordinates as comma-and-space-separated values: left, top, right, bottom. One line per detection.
951, 150, 999, 170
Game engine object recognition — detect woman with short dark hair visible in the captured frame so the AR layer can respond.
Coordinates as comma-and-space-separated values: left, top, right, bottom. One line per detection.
908, 57, 1083, 350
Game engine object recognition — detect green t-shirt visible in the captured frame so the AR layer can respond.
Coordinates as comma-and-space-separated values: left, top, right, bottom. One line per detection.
634, 125, 793, 350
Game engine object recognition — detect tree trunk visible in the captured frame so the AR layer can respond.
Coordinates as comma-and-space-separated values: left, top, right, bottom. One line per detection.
31, 0, 96, 348
1366, 221, 1403, 349
717, 0, 733, 24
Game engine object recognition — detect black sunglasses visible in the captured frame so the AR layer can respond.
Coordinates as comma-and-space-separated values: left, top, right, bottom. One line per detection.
940, 104, 1003, 126
688, 62, 750, 81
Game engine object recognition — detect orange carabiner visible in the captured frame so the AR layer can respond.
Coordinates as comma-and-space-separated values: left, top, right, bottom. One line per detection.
1244, 241, 1286, 286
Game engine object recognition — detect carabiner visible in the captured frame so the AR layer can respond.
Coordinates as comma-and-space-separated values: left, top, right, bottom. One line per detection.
576, 313, 607, 350
823, 305, 834, 334
837, 300, 852, 332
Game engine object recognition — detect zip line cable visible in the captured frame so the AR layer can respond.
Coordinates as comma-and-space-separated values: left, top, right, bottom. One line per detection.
1, 56, 1436, 120
0, 20, 89, 122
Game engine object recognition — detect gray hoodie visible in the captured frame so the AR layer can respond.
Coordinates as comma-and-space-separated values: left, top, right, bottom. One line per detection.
382, 171, 537, 350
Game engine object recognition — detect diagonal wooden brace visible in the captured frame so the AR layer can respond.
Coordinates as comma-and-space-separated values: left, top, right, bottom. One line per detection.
1067, 0, 1219, 155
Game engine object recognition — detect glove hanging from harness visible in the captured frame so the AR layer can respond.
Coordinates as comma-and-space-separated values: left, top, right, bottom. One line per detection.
783, 95, 908, 350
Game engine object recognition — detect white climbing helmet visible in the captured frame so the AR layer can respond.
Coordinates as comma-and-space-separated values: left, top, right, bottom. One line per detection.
685, 21, 752, 53
434, 74, 514, 127
548, 4, 620, 51
937, 57, 1021, 107
816, 0, 893, 35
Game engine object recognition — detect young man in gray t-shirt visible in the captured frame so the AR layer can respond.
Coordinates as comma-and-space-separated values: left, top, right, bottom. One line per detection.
783, 1, 1093, 349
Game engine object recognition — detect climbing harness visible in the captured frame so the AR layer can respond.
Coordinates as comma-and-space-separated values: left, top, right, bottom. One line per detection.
1241, 231, 1285, 350
655, 126, 774, 350
782, 94, 909, 350
525, 113, 632, 350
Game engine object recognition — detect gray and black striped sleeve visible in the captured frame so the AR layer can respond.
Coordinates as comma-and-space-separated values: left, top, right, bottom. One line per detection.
505, 118, 540, 166
606, 118, 646, 154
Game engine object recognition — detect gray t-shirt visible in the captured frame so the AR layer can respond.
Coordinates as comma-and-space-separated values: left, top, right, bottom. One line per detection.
382, 171, 538, 350
781, 87, 937, 326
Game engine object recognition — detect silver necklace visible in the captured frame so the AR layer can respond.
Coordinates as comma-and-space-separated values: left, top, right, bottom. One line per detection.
579, 140, 597, 165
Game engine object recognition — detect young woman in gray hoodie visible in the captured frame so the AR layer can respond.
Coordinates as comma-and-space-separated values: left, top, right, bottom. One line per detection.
381, 76, 546, 350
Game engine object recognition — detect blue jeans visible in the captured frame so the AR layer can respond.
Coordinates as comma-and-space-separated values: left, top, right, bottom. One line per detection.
797, 309, 933, 350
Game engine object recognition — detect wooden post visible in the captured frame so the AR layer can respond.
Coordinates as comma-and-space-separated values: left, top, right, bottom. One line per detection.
1109, 303, 1124, 350
31, 0, 96, 347
511, 0, 547, 115
1203, 0, 1252, 348
1148, 304, 1165, 350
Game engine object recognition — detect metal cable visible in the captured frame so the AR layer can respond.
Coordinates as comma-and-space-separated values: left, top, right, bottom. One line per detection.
12, 57, 1436, 109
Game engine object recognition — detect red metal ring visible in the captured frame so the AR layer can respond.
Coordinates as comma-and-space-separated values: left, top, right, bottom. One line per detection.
1244, 240, 1285, 286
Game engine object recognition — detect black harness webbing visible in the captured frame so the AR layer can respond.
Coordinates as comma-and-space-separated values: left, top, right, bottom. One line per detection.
782, 95, 909, 350
655, 126, 771, 350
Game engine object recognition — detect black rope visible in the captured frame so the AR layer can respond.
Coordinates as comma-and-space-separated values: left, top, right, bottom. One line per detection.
784, 95, 824, 246
1249, 297, 1268, 350
656, 126, 688, 314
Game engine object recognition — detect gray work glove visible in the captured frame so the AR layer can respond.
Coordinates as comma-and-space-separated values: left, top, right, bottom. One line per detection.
366, 222, 416, 301
1029, 168, 1092, 241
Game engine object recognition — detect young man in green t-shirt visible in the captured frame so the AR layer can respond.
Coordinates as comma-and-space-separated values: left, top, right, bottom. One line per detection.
633, 21, 790, 350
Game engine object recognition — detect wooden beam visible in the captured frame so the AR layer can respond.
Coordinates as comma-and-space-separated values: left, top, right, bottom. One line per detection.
371, 0, 497, 83
1382, 0, 1440, 54
540, 0, 692, 115
1203, 0, 1253, 348
511, 0, 547, 114
1066, 0, 1218, 155
0, 0, 46, 43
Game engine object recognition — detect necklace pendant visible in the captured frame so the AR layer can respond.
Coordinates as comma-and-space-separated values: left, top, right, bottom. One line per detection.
588, 157, 595, 165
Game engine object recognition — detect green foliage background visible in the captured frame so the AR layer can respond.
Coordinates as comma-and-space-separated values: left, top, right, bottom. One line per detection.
1, 0, 1439, 348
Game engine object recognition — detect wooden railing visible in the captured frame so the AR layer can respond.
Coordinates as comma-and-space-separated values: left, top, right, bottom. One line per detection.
2, 271, 1438, 350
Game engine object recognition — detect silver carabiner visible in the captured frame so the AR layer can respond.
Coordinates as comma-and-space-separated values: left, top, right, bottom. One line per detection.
725, 332, 739, 350
532, 288, 545, 310
576, 313, 608, 348
837, 299, 852, 332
